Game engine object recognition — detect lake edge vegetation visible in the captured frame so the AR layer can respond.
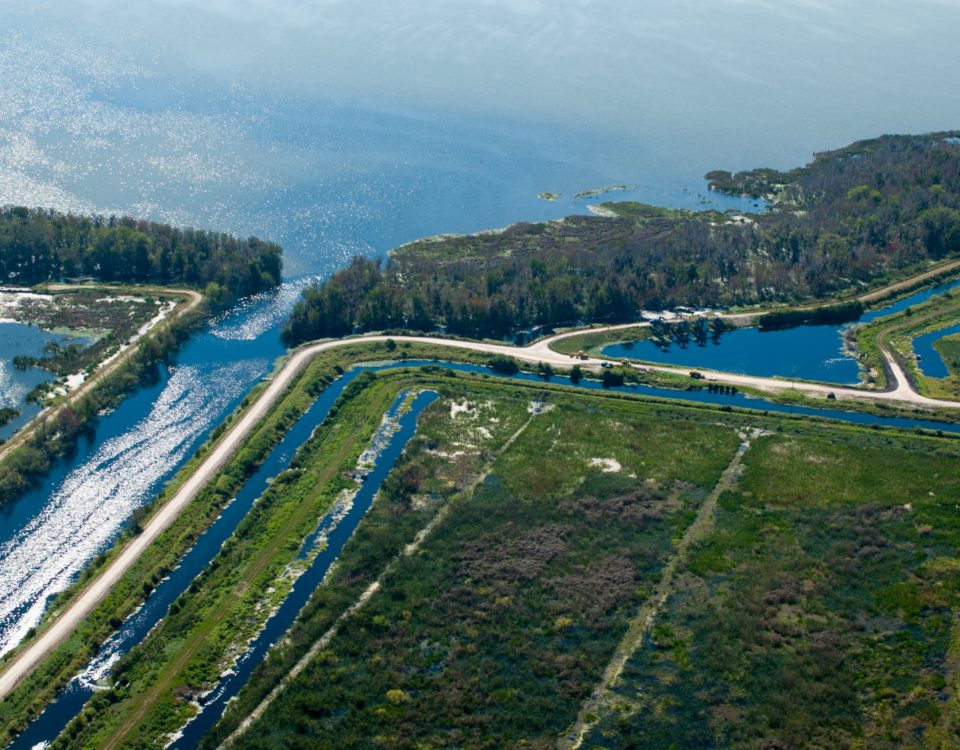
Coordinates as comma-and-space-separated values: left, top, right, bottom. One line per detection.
284, 131, 960, 345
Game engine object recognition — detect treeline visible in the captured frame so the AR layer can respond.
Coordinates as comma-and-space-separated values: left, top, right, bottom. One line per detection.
284, 132, 960, 345
758, 300, 864, 330
0, 207, 282, 302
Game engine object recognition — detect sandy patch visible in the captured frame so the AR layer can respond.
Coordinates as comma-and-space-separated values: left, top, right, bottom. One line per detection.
95, 296, 147, 303
587, 204, 618, 218
449, 400, 472, 418
589, 457, 622, 473
426, 449, 476, 460
0, 291, 53, 319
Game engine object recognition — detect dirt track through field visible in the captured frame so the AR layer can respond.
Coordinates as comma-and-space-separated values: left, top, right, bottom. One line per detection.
558, 428, 763, 750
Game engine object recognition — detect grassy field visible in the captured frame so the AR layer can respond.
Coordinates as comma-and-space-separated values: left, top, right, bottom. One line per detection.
203, 379, 741, 749
198, 378, 960, 748
586, 429, 960, 749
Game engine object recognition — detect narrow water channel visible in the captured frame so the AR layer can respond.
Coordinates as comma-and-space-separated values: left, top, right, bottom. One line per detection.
170, 390, 438, 749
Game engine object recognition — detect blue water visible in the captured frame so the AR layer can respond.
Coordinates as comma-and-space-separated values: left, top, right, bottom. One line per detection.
605, 326, 860, 384
858, 277, 960, 323
603, 278, 960, 384
0, 322, 88, 442
915, 323, 960, 379
171, 390, 438, 749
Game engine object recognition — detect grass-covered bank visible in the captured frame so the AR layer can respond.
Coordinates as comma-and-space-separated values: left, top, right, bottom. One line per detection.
546, 325, 650, 356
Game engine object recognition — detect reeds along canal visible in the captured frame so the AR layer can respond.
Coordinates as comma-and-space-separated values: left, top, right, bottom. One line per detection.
168, 389, 438, 750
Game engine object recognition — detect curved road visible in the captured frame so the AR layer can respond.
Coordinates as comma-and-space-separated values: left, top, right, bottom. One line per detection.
1, 316, 958, 701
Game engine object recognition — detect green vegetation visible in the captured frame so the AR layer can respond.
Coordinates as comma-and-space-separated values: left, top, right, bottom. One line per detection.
284, 132, 960, 344
0, 340, 535, 742
935, 333, 960, 377
0, 408, 18, 429
574, 184, 638, 199
854, 288, 960, 399
487, 354, 519, 374
201, 377, 960, 749
0, 207, 282, 303
0, 205, 286, 506
587, 429, 960, 748
201, 377, 742, 749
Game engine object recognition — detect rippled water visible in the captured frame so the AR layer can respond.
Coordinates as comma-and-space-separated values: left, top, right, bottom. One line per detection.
0, 360, 264, 655
208, 277, 322, 342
